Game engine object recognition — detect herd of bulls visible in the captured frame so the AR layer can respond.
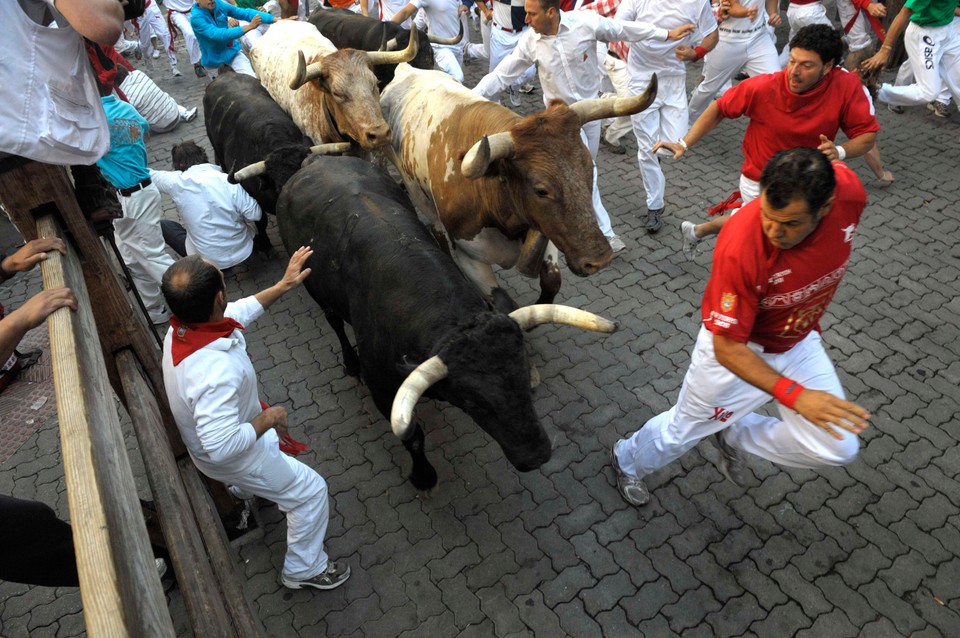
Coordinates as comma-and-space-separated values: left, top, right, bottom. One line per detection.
203, 10, 659, 490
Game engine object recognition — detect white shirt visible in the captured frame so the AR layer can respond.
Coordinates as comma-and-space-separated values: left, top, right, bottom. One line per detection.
164, 0, 195, 11
410, 0, 462, 40
615, 0, 716, 78
717, 0, 768, 41
150, 163, 263, 270
474, 11, 668, 104
162, 296, 269, 480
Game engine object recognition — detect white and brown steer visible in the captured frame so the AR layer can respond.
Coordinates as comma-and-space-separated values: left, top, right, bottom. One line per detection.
380, 63, 657, 311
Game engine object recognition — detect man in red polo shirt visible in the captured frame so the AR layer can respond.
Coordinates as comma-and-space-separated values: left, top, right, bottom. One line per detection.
611, 147, 870, 506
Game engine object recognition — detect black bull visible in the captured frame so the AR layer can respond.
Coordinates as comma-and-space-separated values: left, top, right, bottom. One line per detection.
276, 156, 550, 490
203, 68, 313, 252
308, 8, 434, 90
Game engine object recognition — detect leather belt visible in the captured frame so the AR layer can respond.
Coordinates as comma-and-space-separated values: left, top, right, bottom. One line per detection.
493, 21, 517, 33
118, 177, 152, 197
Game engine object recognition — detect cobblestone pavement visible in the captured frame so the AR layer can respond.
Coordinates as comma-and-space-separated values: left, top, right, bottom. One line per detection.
2, 17, 960, 638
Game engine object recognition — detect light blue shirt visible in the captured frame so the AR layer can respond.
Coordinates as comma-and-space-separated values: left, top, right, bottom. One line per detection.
97, 95, 150, 190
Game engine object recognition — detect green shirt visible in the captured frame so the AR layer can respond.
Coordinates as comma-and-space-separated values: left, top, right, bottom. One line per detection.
905, 0, 956, 26
233, 0, 262, 8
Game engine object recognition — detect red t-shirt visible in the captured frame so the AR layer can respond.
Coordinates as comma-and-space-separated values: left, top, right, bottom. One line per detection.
702, 162, 867, 352
716, 68, 880, 182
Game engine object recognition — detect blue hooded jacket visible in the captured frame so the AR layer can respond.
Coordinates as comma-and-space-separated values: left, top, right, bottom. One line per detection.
190, 0, 275, 68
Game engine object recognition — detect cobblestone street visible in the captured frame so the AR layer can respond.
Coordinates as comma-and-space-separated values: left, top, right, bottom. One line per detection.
2, 15, 960, 637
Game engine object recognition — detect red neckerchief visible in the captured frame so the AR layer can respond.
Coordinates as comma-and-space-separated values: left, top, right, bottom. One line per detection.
170, 316, 244, 366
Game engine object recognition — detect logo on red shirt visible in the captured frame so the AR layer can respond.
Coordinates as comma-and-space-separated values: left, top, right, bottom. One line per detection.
721, 292, 737, 313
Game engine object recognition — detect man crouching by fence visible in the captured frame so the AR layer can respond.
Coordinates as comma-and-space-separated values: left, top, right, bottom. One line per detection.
160, 250, 351, 591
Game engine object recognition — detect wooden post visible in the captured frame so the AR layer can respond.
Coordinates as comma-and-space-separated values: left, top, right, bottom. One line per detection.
36, 215, 174, 638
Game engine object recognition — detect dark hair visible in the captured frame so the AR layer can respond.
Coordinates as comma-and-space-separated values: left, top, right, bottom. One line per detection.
534, 0, 561, 12
760, 147, 836, 213
171, 140, 209, 171
161, 255, 224, 323
789, 24, 843, 66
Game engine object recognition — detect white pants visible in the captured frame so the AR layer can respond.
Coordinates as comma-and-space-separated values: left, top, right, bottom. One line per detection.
114, 184, 175, 322
836, 0, 872, 53
878, 21, 960, 108
489, 24, 536, 88
580, 122, 614, 238
465, 12, 491, 61
205, 51, 257, 79
779, 2, 832, 67
434, 44, 465, 83
893, 56, 952, 105
168, 10, 201, 65
198, 430, 330, 581
739, 174, 761, 204
629, 73, 687, 211
689, 31, 780, 124
616, 327, 860, 479
602, 54, 633, 145
137, 1, 178, 66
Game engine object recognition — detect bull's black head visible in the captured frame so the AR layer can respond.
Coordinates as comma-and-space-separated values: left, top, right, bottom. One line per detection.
429, 312, 551, 471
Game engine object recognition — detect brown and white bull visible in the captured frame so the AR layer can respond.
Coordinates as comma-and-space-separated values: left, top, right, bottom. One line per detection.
249, 20, 417, 152
380, 63, 657, 311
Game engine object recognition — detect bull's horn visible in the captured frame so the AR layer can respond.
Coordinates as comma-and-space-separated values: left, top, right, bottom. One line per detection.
427, 22, 464, 45
569, 73, 658, 125
232, 160, 267, 182
508, 304, 618, 333
366, 26, 419, 65
290, 50, 324, 90
309, 142, 353, 155
461, 132, 515, 179
391, 355, 448, 439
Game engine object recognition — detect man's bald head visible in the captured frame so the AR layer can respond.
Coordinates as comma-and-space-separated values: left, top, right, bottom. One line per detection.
161, 255, 224, 323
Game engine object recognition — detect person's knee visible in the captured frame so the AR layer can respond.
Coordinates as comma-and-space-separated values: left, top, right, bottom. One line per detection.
816, 433, 860, 467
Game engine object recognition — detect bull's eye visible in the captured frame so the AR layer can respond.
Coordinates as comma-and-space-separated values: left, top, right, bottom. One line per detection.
534, 187, 550, 199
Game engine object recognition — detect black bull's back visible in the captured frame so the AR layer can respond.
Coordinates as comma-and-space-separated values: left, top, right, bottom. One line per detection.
275, 156, 551, 488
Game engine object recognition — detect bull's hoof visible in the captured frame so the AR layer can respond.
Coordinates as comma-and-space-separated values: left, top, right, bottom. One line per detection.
529, 363, 541, 389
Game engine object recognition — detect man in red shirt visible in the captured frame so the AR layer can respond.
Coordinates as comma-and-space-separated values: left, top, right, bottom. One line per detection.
653, 25, 880, 256
611, 148, 870, 506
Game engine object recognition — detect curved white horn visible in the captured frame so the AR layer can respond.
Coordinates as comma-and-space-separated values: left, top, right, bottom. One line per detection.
508, 304, 618, 333
366, 26, 419, 65
232, 160, 267, 182
569, 73, 658, 124
427, 22, 464, 45
290, 50, 324, 90
461, 132, 515, 179
391, 356, 448, 439
309, 142, 354, 155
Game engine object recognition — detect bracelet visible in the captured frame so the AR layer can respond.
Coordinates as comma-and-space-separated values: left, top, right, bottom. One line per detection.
836, 145, 847, 161
678, 138, 688, 151
881, 44, 893, 51
773, 377, 806, 410
693, 45, 708, 61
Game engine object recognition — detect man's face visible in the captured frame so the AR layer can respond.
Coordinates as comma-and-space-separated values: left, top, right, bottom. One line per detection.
786, 47, 833, 94
760, 193, 828, 250
196, 0, 216, 10
524, 0, 558, 36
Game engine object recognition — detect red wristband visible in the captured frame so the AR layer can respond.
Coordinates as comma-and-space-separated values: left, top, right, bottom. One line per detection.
694, 45, 708, 61
773, 377, 805, 410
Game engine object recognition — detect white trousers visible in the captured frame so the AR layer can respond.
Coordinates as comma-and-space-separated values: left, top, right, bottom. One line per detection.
219, 431, 330, 581
580, 122, 614, 238
836, 0, 872, 53
489, 24, 536, 88
602, 54, 633, 144
434, 44, 465, 83
465, 13, 491, 61
205, 51, 257, 79
616, 327, 860, 480
878, 21, 960, 108
114, 184, 175, 322
779, 2, 832, 67
739, 174, 761, 204
138, 1, 178, 66
629, 73, 687, 211
893, 56, 952, 104
168, 10, 201, 65
689, 31, 780, 124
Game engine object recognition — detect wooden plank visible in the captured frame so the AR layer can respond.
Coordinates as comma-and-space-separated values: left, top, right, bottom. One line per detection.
181, 463, 268, 638
116, 350, 237, 638
35, 215, 174, 638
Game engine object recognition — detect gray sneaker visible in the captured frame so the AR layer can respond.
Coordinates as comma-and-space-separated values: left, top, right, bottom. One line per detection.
611, 443, 650, 506
282, 561, 351, 590
507, 86, 520, 107
600, 135, 626, 155
928, 101, 950, 118
608, 235, 626, 253
887, 103, 904, 114
713, 432, 749, 487
680, 221, 700, 260
644, 208, 663, 234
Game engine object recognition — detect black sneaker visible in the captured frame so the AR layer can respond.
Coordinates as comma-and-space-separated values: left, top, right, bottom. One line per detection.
644, 208, 663, 234
282, 561, 351, 590
194, 63, 207, 78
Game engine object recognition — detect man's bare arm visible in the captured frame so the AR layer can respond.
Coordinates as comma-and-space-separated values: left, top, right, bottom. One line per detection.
54, 0, 124, 44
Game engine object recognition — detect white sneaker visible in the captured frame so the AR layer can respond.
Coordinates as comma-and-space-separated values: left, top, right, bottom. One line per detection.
152, 49, 161, 59
928, 101, 950, 118
608, 235, 626, 253
680, 221, 700, 260
156, 558, 168, 579
171, 64, 182, 77
182, 106, 198, 122
518, 83, 536, 94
